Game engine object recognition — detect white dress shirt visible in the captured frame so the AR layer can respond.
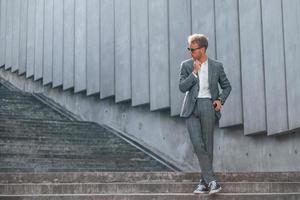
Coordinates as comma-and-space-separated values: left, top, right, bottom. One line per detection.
193, 59, 212, 98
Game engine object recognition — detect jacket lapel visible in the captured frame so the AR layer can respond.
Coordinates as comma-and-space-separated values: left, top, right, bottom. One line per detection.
208, 57, 214, 88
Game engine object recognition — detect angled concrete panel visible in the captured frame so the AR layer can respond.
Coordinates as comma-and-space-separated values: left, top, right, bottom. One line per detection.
261, 0, 288, 135
148, 0, 170, 111
26, 0, 36, 78
63, 0, 75, 90
86, 0, 100, 95
34, 0, 44, 81
215, 0, 243, 127
52, 0, 63, 87
115, 0, 131, 102
131, 0, 149, 106
239, 0, 266, 135
11, 0, 20, 72
18, 0, 28, 75
5, 0, 12, 70
283, 0, 300, 130
74, 0, 87, 93
191, 0, 216, 59
43, 0, 54, 85
100, 0, 115, 98
169, 0, 191, 116
0, 0, 7, 66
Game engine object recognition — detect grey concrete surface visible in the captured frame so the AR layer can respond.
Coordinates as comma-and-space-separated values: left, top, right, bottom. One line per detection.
262, 0, 288, 135
43, 0, 53, 85
63, 0, 75, 90
215, 0, 243, 128
2, 182, 300, 194
130, 0, 149, 106
100, 0, 115, 99
0, 0, 7, 66
169, 0, 191, 116
239, 0, 266, 135
86, 0, 100, 96
26, 0, 35, 78
283, 0, 300, 131
148, 0, 170, 111
115, 0, 131, 103
18, 0, 27, 75
5, 0, 12, 70
34, 0, 44, 81
52, 0, 63, 88
74, 0, 87, 93
3, 171, 300, 184
11, 0, 20, 73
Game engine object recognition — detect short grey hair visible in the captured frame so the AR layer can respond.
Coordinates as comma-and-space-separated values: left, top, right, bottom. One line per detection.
188, 34, 208, 50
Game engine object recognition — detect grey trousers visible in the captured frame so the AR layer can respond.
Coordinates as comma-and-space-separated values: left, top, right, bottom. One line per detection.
186, 98, 216, 184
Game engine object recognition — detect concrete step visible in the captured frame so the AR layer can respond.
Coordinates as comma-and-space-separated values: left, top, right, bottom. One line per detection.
0, 140, 135, 152
0, 125, 105, 135
0, 97, 37, 102
0, 126, 103, 137
0, 143, 145, 155
0, 118, 101, 129
0, 193, 300, 200
0, 91, 33, 97
0, 109, 68, 121
0, 137, 121, 146
0, 96, 69, 120
0, 138, 135, 150
0, 152, 150, 163
0, 172, 198, 184
1, 172, 300, 184
0, 157, 167, 173
0, 85, 10, 90
0, 132, 125, 143
1, 182, 300, 194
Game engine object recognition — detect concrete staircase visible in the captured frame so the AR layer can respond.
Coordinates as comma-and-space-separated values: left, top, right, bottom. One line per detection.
0, 172, 300, 199
0, 82, 172, 173
1, 81, 300, 199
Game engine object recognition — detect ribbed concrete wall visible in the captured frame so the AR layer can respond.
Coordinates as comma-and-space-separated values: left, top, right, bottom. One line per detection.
0, 0, 300, 135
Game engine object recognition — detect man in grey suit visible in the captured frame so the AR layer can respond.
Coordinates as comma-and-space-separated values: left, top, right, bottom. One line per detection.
179, 34, 231, 194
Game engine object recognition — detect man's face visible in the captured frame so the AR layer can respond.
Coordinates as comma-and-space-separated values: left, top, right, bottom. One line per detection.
189, 42, 204, 61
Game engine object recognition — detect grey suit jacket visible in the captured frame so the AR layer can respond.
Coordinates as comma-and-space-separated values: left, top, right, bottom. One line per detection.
179, 57, 231, 121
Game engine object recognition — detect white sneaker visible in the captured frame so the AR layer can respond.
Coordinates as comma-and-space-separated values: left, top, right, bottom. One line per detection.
193, 182, 209, 194
208, 180, 222, 194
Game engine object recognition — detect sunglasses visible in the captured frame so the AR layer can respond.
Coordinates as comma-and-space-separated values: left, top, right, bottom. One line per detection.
187, 47, 202, 52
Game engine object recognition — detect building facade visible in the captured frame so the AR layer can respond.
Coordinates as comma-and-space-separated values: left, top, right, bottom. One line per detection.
0, 0, 300, 171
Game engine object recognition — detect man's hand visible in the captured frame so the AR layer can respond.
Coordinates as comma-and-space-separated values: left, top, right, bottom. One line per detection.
213, 100, 222, 111
193, 59, 201, 74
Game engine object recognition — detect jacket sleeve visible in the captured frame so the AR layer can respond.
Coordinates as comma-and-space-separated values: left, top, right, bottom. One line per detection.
179, 62, 198, 93
218, 64, 232, 105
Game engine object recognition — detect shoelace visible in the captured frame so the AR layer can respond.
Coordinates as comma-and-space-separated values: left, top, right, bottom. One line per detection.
197, 184, 206, 190
209, 181, 217, 188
